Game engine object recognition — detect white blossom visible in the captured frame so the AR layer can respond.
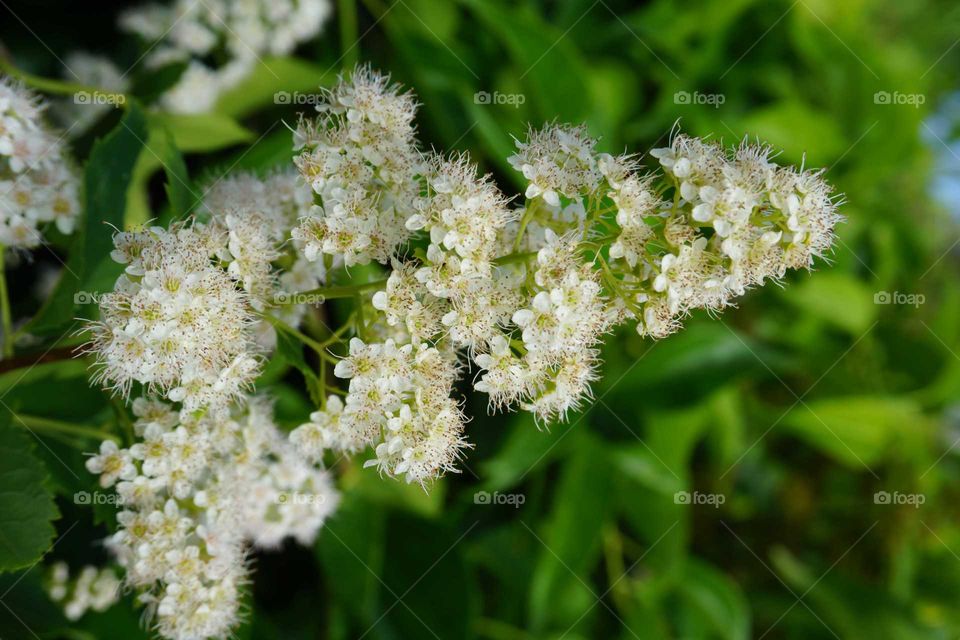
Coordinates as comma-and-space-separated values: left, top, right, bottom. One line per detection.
0, 77, 81, 248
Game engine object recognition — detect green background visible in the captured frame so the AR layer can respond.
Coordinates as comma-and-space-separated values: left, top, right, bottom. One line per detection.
1, 0, 960, 638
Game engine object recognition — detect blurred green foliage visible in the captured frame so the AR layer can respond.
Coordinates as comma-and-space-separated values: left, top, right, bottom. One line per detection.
2, 0, 960, 638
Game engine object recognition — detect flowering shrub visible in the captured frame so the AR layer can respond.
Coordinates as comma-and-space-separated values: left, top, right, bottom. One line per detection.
284, 67, 841, 482
36, 62, 837, 637
3, 1, 958, 638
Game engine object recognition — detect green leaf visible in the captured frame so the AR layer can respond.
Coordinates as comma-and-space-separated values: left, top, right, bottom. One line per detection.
0, 411, 60, 572
677, 559, 751, 640
602, 323, 773, 409
529, 433, 613, 631
381, 513, 475, 640
463, 0, 591, 123
316, 497, 385, 627
270, 325, 322, 407
739, 102, 848, 164
781, 395, 927, 467
214, 57, 334, 119
151, 112, 254, 154
24, 102, 148, 336
781, 272, 878, 335
0, 569, 71, 637
480, 414, 576, 492
770, 546, 936, 639
609, 442, 685, 497
126, 116, 197, 227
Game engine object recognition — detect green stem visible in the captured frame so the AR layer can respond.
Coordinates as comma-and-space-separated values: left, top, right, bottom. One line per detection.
15, 414, 119, 443
0, 246, 12, 359
0, 58, 128, 105
260, 313, 336, 362
319, 313, 356, 348
110, 397, 136, 445
512, 200, 539, 253
493, 251, 538, 266
278, 278, 388, 306
338, 0, 359, 68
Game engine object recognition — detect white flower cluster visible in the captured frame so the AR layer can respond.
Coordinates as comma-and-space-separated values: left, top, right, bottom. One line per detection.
292, 66, 423, 267
0, 77, 81, 248
85, 397, 339, 640
87, 222, 261, 413
639, 133, 843, 336
288, 69, 841, 482
119, 0, 332, 113
292, 338, 468, 485
84, 165, 346, 638
200, 169, 324, 346
47, 562, 121, 621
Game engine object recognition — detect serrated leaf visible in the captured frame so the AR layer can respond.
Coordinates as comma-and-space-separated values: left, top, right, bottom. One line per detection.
0, 411, 60, 572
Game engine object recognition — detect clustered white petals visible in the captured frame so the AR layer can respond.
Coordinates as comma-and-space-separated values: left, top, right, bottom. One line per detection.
287, 70, 841, 482
119, 0, 332, 114
201, 169, 323, 343
88, 223, 261, 413
86, 398, 338, 640
0, 77, 81, 248
292, 66, 423, 267
67, 62, 837, 640
292, 337, 468, 486
47, 563, 121, 621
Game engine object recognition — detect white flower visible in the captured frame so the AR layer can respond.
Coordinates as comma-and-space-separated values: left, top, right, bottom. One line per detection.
0, 77, 81, 248
119, 0, 332, 115
87, 222, 261, 413
45, 564, 120, 621
87, 397, 338, 640
508, 124, 603, 205
85, 440, 136, 488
